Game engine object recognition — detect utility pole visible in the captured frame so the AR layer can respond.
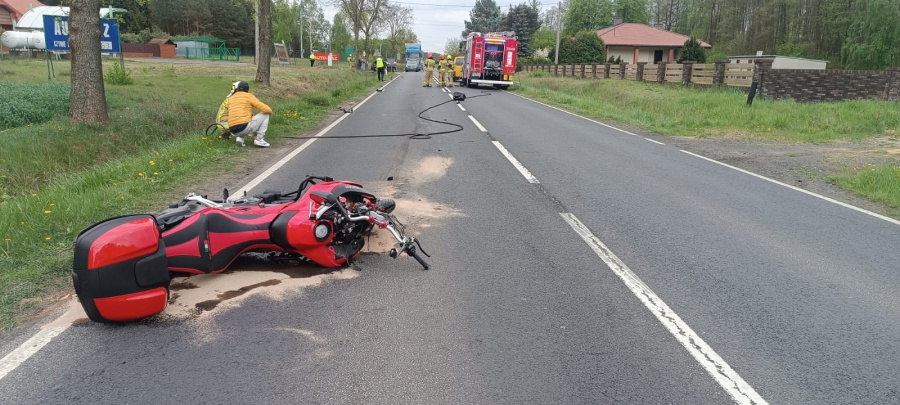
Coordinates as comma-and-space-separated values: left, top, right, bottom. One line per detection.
300, 16, 304, 58
554, 1, 561, 64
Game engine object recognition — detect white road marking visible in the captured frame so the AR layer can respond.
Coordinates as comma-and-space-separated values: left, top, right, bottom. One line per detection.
458, 104, 467, 112
492, 141, 539, 183
645, 138, 665, 145
468, 115, 488, 132
559, 213, 768, 405
682, 150, 900, 226
508, 91, 640, 136
0, 327, 67, 381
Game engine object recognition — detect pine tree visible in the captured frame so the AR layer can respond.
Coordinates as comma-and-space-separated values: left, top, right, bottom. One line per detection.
463, 0, 502, 37
677, 36, 706, 63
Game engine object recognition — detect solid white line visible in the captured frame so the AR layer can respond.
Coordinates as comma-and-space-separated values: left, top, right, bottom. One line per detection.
232, 89, 381, 198
645, 138, 665, 145
0, 326, 67, 381
559, 213, 768, 405
508, 91, 640, 136
492, 141, 539, 184
468, 115, 488, 132
681, 150, 900, 226
458, 104, 467, 112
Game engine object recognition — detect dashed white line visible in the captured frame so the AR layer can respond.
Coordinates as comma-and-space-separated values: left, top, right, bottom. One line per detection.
682, 150, 900, 226
645, 138, 665, 145
468, 115, 488, 132
458, 104, 467, 112
492, 141, 539, 183
559, 213, 768, 405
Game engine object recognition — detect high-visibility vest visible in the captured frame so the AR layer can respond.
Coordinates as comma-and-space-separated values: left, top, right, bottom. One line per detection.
310, 53, 315, 60
425, 59, 436, 71
376, 57, 384, 68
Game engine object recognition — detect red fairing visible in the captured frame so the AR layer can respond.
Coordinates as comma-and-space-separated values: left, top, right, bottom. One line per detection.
94, 287, 168, 321
88, 217, 160, 269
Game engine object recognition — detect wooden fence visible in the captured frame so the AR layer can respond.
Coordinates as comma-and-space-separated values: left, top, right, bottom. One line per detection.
523, 60, 756, 89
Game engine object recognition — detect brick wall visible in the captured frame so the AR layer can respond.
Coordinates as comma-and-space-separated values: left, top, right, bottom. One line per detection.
759, 67, 900, 102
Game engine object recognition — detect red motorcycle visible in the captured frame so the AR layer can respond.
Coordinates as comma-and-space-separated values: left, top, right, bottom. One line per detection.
71, 176, 429, 323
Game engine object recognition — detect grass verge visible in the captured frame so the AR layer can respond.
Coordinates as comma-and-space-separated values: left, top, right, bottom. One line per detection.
0, 57, 381, 330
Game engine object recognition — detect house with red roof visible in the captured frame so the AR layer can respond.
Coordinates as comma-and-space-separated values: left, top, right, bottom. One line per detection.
597, 19, 711, 65
0, 0, 43, 32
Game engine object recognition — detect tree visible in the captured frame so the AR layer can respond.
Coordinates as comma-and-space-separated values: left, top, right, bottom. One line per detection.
330, 12, 353, 56
335, 0, 388, 61
616, 0, 650, 24
256, 0, 272, 86
69, 0, 109, 123
677, 36, 706, 62
443, 37, 463, 56
359, 0, 389, 59
563, 0, 613, 36
552, 30, 605, 63
463, 0, 502, 37
842, 0, 900, 70
531, 26, 557, 52
382, 4, 414, 60
500, 1, 541, 57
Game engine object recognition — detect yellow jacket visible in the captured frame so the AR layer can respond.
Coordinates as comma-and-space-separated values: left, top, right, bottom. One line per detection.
425, 58, 436, 71
227, 92, 272, 128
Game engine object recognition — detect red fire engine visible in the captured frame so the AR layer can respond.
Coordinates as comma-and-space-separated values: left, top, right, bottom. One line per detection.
460, 31, 518, 89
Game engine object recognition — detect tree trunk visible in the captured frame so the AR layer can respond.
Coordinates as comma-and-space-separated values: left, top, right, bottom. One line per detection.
255, 0, 272, 86
68, 0, 108, 123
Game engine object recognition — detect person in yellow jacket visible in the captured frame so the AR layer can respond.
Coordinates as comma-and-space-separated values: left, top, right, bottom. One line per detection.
376, 56, 386, 81
309, 52, 316, 67
227, 81, 272, 148
438, 54, 450, 87
423, 53, 436, 87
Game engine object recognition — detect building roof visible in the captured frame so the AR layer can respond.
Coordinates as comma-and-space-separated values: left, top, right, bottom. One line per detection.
0, 0, 44, 20
597, 23, 712, 48
149, 38, 175, 45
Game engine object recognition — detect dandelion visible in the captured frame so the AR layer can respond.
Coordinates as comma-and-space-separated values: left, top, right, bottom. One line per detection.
20, 222, 25, 225
49, 203, 55, 206
767, 128, 772, 132
44, 210, 52, 214
201, 137, 208, 140
32, 193, 37, 197
45, 237, 50, 241
149, 161, 156, 165
4, 238, 10, 242
168, 159, 173, 162
139, 173, 145, 177
153, 172, 158, 176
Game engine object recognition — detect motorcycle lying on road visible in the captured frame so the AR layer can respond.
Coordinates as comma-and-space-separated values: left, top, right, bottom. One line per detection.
71, 175, 429, 323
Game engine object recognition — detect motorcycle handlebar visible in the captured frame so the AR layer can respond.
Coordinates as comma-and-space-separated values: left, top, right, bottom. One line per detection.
406, 245, 430, 270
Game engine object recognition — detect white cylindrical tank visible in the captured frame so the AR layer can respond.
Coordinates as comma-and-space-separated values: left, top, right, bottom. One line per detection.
0, 31, 47, 50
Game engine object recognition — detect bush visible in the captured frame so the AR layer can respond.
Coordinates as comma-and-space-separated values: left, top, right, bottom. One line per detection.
551, 30, 605, 64
608, 55, 623, 64
530, 70, 550, 77
678, 37, 707, 63
104, 62, 135, 85
0, 83, 70, 130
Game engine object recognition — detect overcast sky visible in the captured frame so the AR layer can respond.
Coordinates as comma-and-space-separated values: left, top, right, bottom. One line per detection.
322, 0, 554, 55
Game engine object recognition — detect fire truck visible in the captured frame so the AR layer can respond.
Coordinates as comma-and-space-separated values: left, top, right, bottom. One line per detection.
460, 31, 518, 89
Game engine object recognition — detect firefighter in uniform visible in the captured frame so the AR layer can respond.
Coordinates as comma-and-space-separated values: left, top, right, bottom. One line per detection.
423, 53, 436, 87
445, 54, 454, 87
438, 54, 449, 87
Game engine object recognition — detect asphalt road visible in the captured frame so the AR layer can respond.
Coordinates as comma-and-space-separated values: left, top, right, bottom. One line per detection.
1, 73, 898, 404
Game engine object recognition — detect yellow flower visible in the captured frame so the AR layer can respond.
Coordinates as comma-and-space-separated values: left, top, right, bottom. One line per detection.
168, 159, 173, 162
20, 222, 24, 225
32, 193, 37, 197
44, 210, 52, 214
153, 172, 159, 175
149, 161, 156, 165
49, 203, 55, 206
201, 137, 208, 140
767, 128, 772, 132
4, 238, 10, 242
139, 173, 145, 177
45, 237, 51, 241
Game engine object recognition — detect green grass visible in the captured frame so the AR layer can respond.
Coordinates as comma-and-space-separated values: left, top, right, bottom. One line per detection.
832, 165, 900, 216
0, 57, 380, 330
0, 83, 70, 130
512, 72, 900, 142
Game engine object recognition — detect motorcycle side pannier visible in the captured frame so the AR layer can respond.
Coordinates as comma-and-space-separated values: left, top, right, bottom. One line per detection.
72, 215, 170, 323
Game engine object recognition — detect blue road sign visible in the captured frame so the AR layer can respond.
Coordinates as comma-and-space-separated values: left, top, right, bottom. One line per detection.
43, 16, 121, 53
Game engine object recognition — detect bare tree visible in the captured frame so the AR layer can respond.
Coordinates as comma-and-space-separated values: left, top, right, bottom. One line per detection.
255, 0, 272, 86
335, 0, 388, 61
68, 0, 109, 123
382, 4, 413, 59
335, 0, 364, 62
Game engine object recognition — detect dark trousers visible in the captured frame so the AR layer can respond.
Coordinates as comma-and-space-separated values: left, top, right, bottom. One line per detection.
310, 59, 315, 67
377, 67, 385, 81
